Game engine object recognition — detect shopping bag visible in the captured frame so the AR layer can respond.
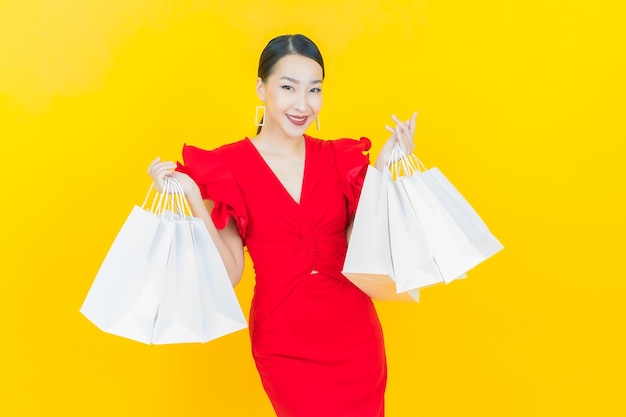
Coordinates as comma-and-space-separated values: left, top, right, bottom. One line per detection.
80, 183, 176, 344
190, 216, 249, 340
343, 166, 420, 302
151, 217, 248, 344
388, 176, 448, 292
82, 178, 248, 344
151, 180, 248, 344
419, 167, 504, 265
390, 145, 503, 283
343, 167, 393, 280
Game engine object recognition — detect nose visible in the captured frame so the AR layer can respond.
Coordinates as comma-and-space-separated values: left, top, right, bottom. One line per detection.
293, 90, 307, 112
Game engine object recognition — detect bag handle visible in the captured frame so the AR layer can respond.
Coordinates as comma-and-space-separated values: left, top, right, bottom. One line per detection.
167, 177, 192, 217
140, 177, 192, 218
152, 177, 174, 217
140, 184, 155, 210
161, 177, 192, 218
388, 143, 428, 179
387, 145, 401, 179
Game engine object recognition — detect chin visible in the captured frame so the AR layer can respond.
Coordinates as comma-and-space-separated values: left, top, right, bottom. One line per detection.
283, 125, 311, 138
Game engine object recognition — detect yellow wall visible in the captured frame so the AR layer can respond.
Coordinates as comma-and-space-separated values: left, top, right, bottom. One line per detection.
1, 0, 625, 415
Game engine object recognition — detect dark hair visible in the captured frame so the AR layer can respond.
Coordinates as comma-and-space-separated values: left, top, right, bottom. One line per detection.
257, 34, 325, 134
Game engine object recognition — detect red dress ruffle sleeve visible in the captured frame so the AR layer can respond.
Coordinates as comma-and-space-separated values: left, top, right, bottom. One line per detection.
175, 144, 248, 241
330, 137, 372, 218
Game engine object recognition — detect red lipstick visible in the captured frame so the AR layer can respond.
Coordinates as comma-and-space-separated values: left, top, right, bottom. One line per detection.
287, 114, 308, 126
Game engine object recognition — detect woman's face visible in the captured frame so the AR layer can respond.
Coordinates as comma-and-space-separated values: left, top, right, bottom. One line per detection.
257, 54, 323, 139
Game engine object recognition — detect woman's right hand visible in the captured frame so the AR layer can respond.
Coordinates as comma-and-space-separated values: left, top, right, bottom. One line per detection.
147, 157, 177, 193
148, 158, 202, 200
148, 157, 202, 199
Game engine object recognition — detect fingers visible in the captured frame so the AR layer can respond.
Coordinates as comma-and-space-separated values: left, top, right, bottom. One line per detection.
392, 115, 411, 148
408, 111, 418, 136
391, 114, 410, 137
386, 111, 417, 134
390, 112, 418, 155
396, 127, 411, 155
148, 158, 176, 174
147, 157, 177, 192
392, 113, 417, 134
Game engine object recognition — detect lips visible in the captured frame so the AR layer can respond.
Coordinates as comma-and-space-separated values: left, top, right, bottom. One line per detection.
286, 114, 309, 126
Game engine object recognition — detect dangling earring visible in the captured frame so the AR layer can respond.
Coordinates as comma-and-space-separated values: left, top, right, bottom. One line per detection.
316, 115, 321, 131
255, 105, 265, 127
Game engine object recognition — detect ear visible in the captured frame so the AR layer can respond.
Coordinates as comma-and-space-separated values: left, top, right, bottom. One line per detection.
256, 77, 266, 102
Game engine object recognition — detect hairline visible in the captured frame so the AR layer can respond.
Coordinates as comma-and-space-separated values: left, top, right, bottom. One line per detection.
261, 50, 325, 82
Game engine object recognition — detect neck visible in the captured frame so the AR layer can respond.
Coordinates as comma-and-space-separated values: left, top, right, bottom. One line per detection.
254, 126, 305, 155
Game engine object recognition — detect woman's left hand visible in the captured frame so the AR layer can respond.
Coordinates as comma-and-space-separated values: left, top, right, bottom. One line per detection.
375, 112, 418, 171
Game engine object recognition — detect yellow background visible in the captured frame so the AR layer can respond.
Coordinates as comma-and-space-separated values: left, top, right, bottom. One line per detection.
1, 0, 624, 415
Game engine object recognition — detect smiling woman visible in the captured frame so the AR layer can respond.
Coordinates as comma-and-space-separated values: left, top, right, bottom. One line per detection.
255, 34, 325, 135
2, 0, 625, 415
147, 34, 417, 417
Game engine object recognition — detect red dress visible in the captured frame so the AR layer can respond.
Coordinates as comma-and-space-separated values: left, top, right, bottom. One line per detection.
177, 135, 387, 417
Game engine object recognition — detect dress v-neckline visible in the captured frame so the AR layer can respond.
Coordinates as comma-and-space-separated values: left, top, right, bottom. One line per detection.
245, 136, 308, 206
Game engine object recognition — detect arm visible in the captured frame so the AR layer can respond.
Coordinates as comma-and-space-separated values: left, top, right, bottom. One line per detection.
374, 112, 418, 171
148, 158, 245, 287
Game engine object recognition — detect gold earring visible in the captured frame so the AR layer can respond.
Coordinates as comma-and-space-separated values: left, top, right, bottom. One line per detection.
255, 106, 265, 127
316, 115, 321, 131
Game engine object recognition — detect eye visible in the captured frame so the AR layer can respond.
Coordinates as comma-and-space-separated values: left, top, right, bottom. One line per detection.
281, 85, 294, 91
310, 87, 322, 93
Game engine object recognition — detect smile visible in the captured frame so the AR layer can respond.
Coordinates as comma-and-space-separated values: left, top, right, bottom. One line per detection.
286, 114, 309, 126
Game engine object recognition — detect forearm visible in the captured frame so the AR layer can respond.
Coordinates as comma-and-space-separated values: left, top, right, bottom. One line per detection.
374, 156, 387, 172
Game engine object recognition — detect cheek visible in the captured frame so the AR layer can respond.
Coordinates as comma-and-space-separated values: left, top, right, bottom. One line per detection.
310, 94, 323, 113
269, 89, 293, 107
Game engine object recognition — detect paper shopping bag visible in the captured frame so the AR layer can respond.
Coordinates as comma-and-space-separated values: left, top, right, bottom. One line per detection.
390, 145, 503, 283
343, 166, 419, 301
151, 214, 247, 344
80, 202, 175, 344
190, 216, 248, 340
387, 177, 447, 292
398, 170, 502, 282
419, 167, 504, 265
82, 177, 248, 345
151, 215, 204, 344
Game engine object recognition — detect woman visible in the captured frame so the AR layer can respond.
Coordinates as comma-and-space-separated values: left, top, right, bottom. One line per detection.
149, 34, 416, 417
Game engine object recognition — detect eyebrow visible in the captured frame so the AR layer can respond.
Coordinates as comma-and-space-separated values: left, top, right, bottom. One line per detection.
280, 76, 322, 84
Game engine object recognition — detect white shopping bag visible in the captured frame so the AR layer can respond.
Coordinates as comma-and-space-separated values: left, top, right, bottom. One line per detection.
419, 167, 504, 265
151, 178, 247, 344
391, 145, 503, 283
82, 178, 248, 345
343, 167, 393, 278
343, 166, 419, 302
80, 188, 175, 344
151, 214, 247, 344
388, 177, 447, 292
191, 217, 248, 340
